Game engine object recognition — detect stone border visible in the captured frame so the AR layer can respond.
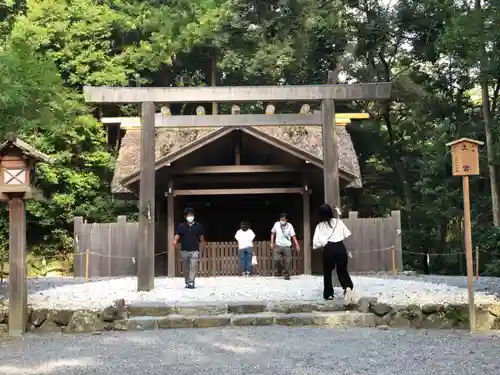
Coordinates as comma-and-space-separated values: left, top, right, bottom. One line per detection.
1, 298, 500, 334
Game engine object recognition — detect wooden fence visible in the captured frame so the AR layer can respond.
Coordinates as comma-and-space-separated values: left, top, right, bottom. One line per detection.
73, 216, 140, 278
341, 211, 402, 274
174, 241, 304, 277
73, 211, 402, 278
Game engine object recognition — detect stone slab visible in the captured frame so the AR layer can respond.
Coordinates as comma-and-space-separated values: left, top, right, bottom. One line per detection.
174, 303, 228, 316
274, 313, 317, 326
195, 314, 232, 328
314, 312, 378, 328
127, 302, 175, 317
232, 312, 277, 326
227, 302, 267, 314
125, 316, 160, 331
157, 315, 196, 329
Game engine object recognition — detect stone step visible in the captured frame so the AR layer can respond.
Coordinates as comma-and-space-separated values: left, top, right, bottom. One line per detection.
110, 311, 377, 331
127, 300, 352, 317
14, 300, 500, 334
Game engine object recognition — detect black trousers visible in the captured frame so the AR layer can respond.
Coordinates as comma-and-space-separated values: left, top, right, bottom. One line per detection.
322, 240, 354, 299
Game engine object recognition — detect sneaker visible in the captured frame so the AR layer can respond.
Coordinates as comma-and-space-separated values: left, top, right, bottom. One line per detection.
284, 275, 290, 281
187, 282, 195, 289
343, 288, 357, 306
324, 295, 334, 301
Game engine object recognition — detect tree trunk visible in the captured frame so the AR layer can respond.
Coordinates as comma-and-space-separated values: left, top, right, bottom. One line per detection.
481, 82, 500, 226
476, 0, 500, 226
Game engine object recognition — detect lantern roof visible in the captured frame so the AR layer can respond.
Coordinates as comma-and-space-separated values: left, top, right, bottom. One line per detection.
0, 133, 52, 164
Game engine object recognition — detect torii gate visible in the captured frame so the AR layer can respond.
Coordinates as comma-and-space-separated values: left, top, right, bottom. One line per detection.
84, 77, 391, 291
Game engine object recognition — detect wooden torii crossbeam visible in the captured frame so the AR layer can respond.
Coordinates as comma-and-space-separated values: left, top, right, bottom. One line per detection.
84, 80, 391, 291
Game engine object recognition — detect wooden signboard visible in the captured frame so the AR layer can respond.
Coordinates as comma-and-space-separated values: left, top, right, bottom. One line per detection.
446, 137, 483, 333
449, 138, 482, 176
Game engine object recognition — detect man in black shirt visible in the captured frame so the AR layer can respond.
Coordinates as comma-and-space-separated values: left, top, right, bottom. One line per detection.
173, 208, 205, 289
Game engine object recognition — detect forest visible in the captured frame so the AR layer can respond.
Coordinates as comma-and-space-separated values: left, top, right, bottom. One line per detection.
0, 0, 499, 276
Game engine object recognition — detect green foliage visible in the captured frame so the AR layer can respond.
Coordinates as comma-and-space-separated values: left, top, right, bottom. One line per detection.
9, 0, 134, 87
0, 39, 133, 257
0, 42, 67, 134
476, 227, 500, 276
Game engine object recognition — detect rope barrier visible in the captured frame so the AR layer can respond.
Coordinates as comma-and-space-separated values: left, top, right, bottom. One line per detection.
9, 246, 490, 262
1, 245, 485, 282
155, 251, 168, 256
76, 251, 136, 260
352, 246, 394, 253
401, 250, 466, 256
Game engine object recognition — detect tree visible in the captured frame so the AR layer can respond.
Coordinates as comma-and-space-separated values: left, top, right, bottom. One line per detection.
0, 40, 133, 259
439, 0, 500, 226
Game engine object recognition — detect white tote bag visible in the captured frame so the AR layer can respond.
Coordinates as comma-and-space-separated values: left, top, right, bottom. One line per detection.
251, 255, 258, 265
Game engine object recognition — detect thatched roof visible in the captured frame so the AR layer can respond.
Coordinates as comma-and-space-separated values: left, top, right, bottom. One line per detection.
112, 120, 362, 194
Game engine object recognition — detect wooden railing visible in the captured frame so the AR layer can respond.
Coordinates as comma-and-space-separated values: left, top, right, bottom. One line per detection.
175, 241, 304, 277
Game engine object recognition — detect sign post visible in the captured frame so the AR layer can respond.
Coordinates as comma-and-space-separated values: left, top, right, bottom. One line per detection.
446, 137, 484, 333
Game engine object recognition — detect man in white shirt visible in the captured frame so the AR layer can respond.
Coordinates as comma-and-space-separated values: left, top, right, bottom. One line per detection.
270, 213, 300, 280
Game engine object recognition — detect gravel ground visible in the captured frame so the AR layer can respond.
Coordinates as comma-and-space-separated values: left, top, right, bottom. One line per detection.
1, 327, 500, 375
1, 275, 499, 310
366, 274, 500, 295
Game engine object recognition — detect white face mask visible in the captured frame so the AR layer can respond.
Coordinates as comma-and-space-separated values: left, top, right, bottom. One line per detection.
186, 216, 194, 223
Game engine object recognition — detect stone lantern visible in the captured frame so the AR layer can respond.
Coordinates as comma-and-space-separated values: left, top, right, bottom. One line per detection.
0, 134, 52, 336
0, 134, 51, 200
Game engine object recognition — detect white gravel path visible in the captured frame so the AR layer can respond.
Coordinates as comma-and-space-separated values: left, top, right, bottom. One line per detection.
1, 275, 499, 310
2, 327, 500, 375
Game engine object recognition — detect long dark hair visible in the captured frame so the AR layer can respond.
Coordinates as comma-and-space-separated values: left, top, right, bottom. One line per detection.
318, 204, 335, 228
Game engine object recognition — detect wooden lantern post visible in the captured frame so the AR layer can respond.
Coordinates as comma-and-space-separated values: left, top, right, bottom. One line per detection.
446, 137, 484, 333
0, 134, 52, 337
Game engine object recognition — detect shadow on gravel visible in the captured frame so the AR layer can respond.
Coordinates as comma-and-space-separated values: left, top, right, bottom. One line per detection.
1, 327, 500, 375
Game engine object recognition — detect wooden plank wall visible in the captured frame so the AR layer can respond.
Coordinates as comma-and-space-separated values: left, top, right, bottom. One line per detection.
74, 211, 402, 278
311, 211, 402, 275
74, 216, 140, 278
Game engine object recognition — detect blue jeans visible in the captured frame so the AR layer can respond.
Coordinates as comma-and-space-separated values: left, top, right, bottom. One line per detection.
239, 247, 253, 274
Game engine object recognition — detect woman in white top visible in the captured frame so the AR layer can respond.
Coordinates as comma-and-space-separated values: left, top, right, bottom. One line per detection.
313, 204, 356, 304
235, 221, 256, 276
